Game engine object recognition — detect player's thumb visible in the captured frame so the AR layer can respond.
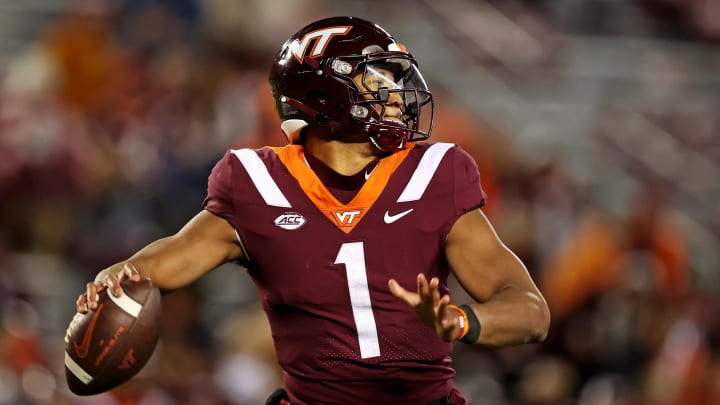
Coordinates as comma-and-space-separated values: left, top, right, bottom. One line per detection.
388, 279, 417, 305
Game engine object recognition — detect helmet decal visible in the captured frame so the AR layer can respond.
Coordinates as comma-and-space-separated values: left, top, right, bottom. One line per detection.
289, 26, 353, 64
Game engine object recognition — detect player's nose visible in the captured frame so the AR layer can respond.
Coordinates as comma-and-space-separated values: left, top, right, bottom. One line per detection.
386, 91, 404, 108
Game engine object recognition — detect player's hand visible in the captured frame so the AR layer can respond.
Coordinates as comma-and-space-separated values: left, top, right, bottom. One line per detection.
76, 263, 141, 313
388, 274, 461, 342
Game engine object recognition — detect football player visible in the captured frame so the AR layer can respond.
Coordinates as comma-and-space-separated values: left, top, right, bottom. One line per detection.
75, 16, 550, 404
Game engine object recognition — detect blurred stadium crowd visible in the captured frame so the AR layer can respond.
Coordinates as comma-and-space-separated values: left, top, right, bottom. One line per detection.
1, 0, 719, 404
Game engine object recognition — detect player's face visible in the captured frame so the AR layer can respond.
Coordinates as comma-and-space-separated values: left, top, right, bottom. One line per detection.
353, 66, 405, 124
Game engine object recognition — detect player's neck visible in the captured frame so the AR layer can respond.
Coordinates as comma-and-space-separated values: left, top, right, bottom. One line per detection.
304, 137, 378, 176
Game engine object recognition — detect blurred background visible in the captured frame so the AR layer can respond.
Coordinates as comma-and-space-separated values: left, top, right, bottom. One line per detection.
1, 0, 719, 404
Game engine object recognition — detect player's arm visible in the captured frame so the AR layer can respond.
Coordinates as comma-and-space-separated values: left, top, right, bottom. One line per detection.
390, 208, 550, 346
77, 210, 243, 313
444, 208, 550, 346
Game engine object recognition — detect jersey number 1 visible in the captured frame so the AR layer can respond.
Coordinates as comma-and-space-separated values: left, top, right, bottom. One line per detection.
334, 241, 381, 358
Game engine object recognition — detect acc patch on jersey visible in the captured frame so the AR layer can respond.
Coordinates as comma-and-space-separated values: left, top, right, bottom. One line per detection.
274, 212, 307, 230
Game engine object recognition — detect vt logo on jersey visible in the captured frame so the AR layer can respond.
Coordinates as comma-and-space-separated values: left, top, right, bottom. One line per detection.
334, 209, 363, 227
274, 212, 307, 230
289, 26, 352, 63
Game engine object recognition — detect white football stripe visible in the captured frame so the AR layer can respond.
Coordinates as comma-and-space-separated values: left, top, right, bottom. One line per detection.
65, 352, 93, 384
397, 142, 454, 202
108, 291, 142, 318
232, 149, 292, 208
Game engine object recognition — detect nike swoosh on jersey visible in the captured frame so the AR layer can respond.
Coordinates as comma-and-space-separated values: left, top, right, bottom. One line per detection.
73, 303, 104, 359
383, 208, 414, 224
364, 165, 378, 181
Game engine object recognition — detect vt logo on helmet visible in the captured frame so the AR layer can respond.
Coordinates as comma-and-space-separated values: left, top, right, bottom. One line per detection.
289, 26, 353, 64
269, 16, 434, 152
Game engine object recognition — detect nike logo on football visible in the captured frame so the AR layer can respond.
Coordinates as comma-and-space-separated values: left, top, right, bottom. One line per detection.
384, 208, 414, 224
73, 303, 104, 359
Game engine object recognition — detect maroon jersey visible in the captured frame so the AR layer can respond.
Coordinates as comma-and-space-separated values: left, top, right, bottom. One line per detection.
204, 142, 486, 404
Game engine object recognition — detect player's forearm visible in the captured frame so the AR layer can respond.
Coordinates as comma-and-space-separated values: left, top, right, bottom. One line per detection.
94, 211, 243, 292
97, 234, 221, 292
127, 235, 210, 290
468, 287, 550, 347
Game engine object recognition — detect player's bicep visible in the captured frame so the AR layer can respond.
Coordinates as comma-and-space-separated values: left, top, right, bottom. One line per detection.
129, 210, 244, 290
445, 209, 536, 302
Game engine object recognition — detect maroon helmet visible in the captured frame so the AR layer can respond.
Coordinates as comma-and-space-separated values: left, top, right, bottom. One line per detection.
269, 16, 434, 152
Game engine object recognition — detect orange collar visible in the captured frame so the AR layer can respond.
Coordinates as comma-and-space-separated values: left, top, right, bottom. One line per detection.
272, 144, 414, 233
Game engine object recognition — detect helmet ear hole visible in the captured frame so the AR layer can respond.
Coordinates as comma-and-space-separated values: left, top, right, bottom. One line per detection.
307, 90, 330, 105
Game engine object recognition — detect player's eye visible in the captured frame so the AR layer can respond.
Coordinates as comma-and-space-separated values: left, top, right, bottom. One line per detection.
367, 80, 384, 89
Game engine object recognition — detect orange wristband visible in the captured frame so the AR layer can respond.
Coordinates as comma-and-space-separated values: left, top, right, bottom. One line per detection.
447, 304, 469, 340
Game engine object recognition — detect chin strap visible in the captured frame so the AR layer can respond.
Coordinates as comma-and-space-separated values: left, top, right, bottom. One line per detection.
279, 99, 417, 152
280, 95, 343, 133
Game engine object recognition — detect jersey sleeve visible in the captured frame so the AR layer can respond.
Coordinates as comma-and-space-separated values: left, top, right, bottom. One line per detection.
452, 146, 487, 214
202, 150, 235, 220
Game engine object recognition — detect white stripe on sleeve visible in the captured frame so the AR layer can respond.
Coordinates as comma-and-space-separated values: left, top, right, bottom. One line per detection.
397, 143, 454, 202
231, 149, 292, 208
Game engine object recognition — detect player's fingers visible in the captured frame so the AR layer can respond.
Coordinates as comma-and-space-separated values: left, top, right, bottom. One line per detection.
417, 274, 429, 299
429, 277, 441, 305
437, 295, 451, 327
104, 273, 123, 297
76, 294, 88, 313
443, 316, 459, 341
114, 266, 128, 284
388, 279, 406, 298
437, 296, 458, 340
85, 282, 100, 310
388, 279, 420, 306
123, 262, 141, 281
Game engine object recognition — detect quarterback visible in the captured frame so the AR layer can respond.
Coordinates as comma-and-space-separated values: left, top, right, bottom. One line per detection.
76, 16, 550, 404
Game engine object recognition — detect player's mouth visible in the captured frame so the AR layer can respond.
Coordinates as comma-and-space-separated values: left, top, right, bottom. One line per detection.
383, 116, 407, 126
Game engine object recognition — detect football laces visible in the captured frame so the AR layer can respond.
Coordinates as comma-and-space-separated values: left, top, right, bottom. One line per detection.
64, 312, 84, 344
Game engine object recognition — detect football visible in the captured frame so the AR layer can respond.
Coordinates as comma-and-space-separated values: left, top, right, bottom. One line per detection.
64, 278, 162, 396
